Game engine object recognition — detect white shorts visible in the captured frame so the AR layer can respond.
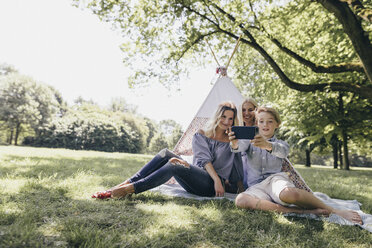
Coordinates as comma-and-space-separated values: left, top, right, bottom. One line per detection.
242, 172, 295, 206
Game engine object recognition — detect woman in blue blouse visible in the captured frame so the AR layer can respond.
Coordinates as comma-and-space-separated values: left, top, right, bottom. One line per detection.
92, 101, 244, 199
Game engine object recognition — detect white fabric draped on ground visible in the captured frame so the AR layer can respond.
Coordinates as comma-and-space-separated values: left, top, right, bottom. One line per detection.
150, 184, 372, 233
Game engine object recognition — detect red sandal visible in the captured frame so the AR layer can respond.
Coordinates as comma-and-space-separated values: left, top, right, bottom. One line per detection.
92, 190, 112, 199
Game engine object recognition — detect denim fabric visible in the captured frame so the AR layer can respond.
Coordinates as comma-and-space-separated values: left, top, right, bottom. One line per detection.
128, 148, 178, 183
133, 161, 216, 197
129, 148, 241, 197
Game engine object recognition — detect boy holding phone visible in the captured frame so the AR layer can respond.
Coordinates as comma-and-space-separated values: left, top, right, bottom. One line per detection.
228, 106, 362, 224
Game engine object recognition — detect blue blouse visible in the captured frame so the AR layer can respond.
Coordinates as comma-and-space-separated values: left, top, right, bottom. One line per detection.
192, 132, 243, 181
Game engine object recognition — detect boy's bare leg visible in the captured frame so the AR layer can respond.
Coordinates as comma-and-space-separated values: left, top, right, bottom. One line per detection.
279, 187, 362, 224
235, 193, 329, 216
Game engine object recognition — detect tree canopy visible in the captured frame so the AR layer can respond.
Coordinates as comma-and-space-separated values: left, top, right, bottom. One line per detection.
73, 0, 372, 99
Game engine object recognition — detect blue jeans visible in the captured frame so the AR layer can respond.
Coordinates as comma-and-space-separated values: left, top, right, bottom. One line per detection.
128, 149, 216, 197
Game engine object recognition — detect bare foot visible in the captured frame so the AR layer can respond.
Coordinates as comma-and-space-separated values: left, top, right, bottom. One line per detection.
334, 209, 363, 225
111, 184, 135, 198
108, 180, 131, 191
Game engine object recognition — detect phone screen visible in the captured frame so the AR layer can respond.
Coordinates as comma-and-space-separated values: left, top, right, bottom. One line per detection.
231, 126, 258, 139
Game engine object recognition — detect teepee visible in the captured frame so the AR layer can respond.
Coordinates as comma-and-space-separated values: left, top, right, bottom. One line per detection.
171, 70, 312, 192
173, 36, 244, 157
170, 36, 312, 192
173, 74, 244, 156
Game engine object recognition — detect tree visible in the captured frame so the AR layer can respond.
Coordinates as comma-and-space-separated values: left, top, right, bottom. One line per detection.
0, 73, 60, 145
159, 119, 183, 149
149, 132, 169, 153
26, 102, 147, 153
108, 97, 138, 114
73, 0, 372, 99
0, 63, 18, 76
144, 117, 157, 148
277, 89, 371, 170
74, 96, 98, 106
168, 125, 183, 150
73, 0, 372, 166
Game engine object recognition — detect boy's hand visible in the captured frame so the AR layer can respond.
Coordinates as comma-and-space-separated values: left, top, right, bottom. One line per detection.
251, 134, 272, 151
227, 127, 239, 149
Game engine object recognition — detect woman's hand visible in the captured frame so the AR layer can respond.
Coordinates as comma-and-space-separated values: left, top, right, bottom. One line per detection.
227, 128, 239, 149
251, 134, 272, 151
214, 179, 225, 197
169, 157, 190, 168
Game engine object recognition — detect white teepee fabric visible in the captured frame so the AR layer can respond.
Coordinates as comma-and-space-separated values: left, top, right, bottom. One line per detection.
173, 76, 244, 156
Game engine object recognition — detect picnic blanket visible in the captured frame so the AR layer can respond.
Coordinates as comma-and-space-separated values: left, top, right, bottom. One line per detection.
150, 184, 372, 233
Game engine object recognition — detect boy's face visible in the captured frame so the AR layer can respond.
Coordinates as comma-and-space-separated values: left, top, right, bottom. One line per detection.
257, 111, 279, 139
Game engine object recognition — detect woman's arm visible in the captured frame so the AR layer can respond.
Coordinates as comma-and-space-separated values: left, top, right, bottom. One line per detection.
205, 162, 225, 197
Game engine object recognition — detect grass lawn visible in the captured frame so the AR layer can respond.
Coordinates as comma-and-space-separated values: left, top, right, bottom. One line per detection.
0, 146, 371, 247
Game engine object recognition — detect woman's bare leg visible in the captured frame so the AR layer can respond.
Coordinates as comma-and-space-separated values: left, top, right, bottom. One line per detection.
279, 187, 362, 224
235, 193, 329, 215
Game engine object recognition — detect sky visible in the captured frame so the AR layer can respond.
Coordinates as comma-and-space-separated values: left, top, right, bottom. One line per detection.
0, 0, 220, 129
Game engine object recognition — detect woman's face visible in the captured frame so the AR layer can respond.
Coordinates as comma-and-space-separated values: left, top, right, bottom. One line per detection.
257, 111, 279, 139
217, 109, 235, 131
242, 102, 256, 126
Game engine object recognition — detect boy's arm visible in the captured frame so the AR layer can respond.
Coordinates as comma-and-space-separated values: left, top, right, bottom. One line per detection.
270, 140, 289, 158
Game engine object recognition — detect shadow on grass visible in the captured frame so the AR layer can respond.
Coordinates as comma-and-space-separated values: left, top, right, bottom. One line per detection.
1, 180, 372, 247
1, 151, 371, 247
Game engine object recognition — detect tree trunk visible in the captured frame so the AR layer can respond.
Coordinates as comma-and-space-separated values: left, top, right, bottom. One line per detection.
14, 123, 21, 146
339, 140, 343, 169
8, 128, 14, 145
305, 148, 311, 167
342, 129, 350, 170
331, 134, 338, 169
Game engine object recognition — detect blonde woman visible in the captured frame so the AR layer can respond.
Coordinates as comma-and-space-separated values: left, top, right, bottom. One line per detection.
238, 98, 258, 188
238, 98, 258, 127
93, 101, 244, 199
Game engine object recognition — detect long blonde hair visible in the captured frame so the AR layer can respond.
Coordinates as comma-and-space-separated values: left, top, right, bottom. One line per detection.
238, 98, 258, 126
204, 101, 238, 138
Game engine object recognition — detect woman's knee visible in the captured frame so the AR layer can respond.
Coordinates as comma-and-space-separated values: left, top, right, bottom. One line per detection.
158, 148, 178, 159
157, 148, 169, 158
279, 187, 301, 203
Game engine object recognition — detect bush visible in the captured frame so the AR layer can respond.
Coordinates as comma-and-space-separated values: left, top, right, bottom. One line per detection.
24, 103, 146, 153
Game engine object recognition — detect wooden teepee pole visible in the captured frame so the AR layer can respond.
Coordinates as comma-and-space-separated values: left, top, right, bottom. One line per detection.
225, 34, 242, 70
205, 38, 221, 67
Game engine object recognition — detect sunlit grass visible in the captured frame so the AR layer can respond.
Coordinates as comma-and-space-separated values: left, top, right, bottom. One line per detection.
0, 145, 371, 247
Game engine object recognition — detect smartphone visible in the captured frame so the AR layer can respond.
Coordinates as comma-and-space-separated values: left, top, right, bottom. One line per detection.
231, 126, 258, 139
